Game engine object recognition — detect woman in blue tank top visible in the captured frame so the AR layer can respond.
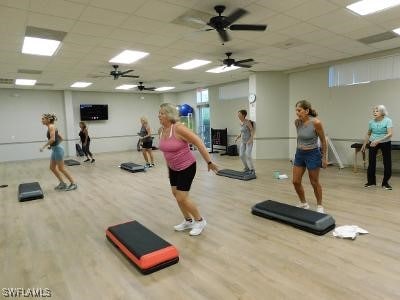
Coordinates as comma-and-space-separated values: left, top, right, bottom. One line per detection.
361, 105, 393, 190
40, 113, 77, 191
293, 100, 327, 213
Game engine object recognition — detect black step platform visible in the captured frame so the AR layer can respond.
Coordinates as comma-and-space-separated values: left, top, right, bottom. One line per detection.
18, 182, 44, 202
252, 200, 335, 235
120, 162, 146, 173
64, 159, 81, 166
217, 169, 256, 181
106, 221, 179, 274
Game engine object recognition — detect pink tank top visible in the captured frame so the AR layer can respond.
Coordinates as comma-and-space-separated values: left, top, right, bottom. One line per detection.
159, 124, 196, 171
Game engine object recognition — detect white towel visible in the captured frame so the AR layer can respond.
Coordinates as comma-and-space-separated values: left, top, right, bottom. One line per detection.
333, 225, 368, 240
278, 174, 288, 179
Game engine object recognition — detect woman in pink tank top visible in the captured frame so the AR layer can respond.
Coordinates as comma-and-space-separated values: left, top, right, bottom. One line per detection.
158, 103, 218, 236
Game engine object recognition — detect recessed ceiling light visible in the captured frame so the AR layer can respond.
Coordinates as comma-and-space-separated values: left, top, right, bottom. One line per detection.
22, 37, 61, 56
393, 27, 400, 35
109, 50, 149, 64
155, 86, 175, 91
347, 0, 400, 16
70, 82, 92, 88
206, 66, 240, 73
116, 84, 137, 90
15, 79, 37, 86
173, 59, 211, 70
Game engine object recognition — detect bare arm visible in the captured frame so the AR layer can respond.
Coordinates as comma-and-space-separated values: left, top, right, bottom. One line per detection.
175, 124, 218, 172
314, 119, 327, 169
361, 129, 372, 152
145, 125, 152, 138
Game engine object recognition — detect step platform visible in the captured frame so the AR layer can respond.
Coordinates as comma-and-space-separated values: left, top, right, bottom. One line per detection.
106, 220, 179, 274
217, 169, 256, 181
64, 159, 81, 166
18, 182, 44, 202
120, 162, 146, 173
251, 200, 335, 235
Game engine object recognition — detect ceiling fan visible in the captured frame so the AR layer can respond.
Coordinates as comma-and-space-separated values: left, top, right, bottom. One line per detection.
109, 65, 139, 80
222, 52, 254, 68
188, 5, 267, 42
137, 82, 155, 91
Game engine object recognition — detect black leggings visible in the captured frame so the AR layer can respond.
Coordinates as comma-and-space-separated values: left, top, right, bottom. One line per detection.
367, 141, 392, 185
83, 140, 93, 157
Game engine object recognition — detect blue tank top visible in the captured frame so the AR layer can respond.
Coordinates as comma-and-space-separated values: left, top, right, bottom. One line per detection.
296, 118, 318, 149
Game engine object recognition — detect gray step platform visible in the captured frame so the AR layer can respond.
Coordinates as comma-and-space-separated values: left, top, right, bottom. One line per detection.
64, 159, 81, 166
18, 182, 44, 202
217, 169, 256, 181
251, 200, 335, 235
120, 162, 146, 173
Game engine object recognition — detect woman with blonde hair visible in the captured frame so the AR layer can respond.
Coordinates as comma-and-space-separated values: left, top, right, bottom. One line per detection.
139, 116, 155, 167
40, 113, 77, 191
158, 103, 218, 236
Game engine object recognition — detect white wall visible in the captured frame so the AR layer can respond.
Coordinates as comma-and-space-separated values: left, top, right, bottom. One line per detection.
0, 89, 162, 162
0, 89, 66, 161
289, 67, 400, 167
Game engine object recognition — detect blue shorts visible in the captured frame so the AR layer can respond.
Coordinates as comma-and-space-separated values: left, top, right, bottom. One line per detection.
51, 145, 64, 161
294, 148, 322, 170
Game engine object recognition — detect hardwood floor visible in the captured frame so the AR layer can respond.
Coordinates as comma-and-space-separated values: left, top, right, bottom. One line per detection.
1, 150, 399, 300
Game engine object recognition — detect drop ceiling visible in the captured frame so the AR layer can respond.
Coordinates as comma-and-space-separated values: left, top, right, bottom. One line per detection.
0, 0, 400, 93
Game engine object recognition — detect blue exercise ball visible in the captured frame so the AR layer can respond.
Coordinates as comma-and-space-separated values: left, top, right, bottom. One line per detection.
180, 104, 193, 116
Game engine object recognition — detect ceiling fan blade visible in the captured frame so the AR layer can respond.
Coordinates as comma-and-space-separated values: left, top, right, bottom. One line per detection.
144, 87, 155, 91
225, 8, 247, 26
120, 69, 133, 75
229, 24, 267, 31
235, 58, 254, 64
235, 63, 252, 68
217, 29, 229, 42
121, 75, 140, 78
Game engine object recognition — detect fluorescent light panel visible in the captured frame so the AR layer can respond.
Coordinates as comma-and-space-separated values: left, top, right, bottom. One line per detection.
347, 0, 400, 16
109, 50, 149, 64
116, 84, 137, 90
393, 27, 400, 35
206, 66, 240, 73
22, 37, 60, 56
155, 86, 175, 91
173, 59, 211, 70
15, 79, 37, 86
70, 82, 92, 88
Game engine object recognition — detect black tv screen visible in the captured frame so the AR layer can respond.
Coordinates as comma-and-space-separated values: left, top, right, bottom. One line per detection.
80, 104, 108, 121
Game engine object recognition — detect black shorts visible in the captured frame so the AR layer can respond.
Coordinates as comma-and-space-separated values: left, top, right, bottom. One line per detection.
142, 139, 153, 149
168, 162, 196, 191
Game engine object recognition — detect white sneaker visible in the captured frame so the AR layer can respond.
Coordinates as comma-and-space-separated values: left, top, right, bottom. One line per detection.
297, 202, 309, 209
316, 205, 325, 213
189, 219, 207, 236
173, 220, 194, 231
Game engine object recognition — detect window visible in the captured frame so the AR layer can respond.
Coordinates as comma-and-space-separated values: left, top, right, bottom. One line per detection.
196, 88, 209, 103
329, 54, 400, 87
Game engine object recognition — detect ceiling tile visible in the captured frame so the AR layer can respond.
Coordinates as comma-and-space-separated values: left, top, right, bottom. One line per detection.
27, 13, 77, 32
79, 6, 129, 26
0, 0, 30, 9
71, 21, 114, 37
134, 0, 188, 22
285, 0, 339, 21
29, 0, 86, 19
256, 0, 308, 12
89, 0, 146, 14
263, 14, 301, 32
277, 22, 319, 37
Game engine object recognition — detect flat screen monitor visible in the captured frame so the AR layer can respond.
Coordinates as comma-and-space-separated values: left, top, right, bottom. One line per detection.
80, 104, 108, 121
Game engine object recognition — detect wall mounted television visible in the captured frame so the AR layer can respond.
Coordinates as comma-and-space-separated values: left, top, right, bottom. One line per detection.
80, 104, 108, 121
